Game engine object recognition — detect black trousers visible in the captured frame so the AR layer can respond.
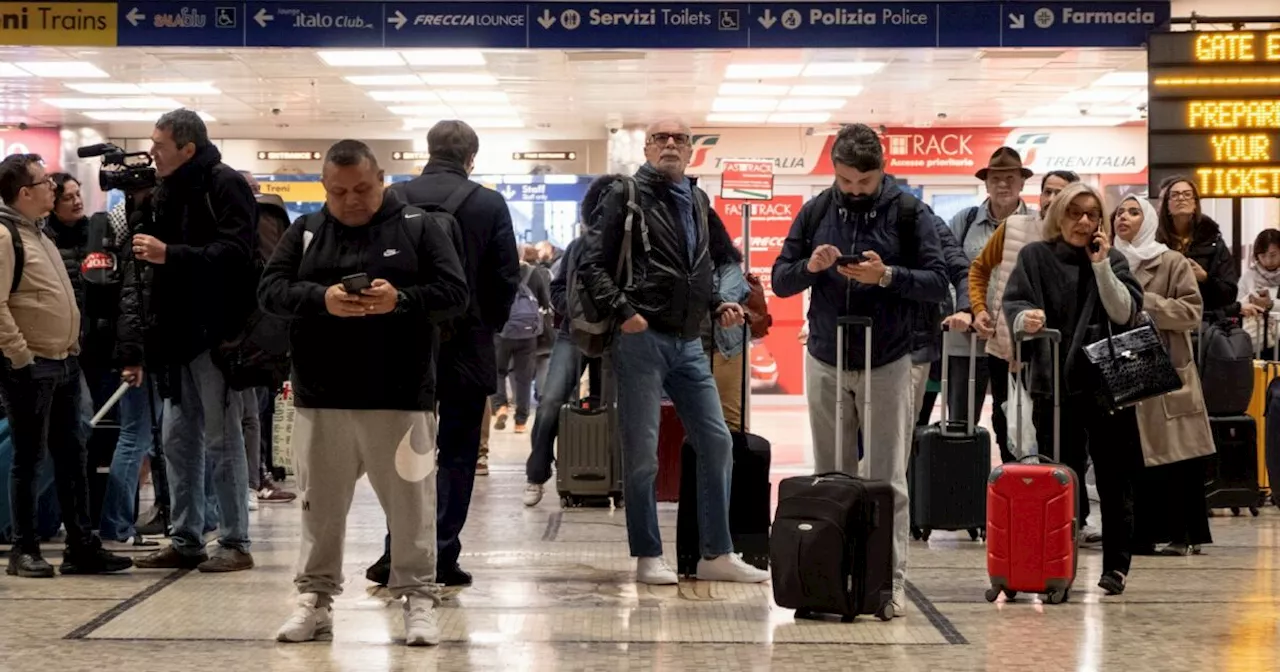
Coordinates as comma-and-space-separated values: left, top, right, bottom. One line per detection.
0, 357, 95, 554
946, 353, 1013, 462
1035, 394, 1142, 576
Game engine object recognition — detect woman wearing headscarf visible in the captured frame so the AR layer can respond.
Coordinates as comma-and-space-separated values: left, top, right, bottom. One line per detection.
1113, 196, 1215, 556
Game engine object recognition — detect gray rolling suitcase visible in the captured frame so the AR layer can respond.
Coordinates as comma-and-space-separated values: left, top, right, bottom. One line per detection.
555, 369, 623, 508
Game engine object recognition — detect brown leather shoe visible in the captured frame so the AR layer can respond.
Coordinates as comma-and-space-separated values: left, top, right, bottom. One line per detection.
198, 548, 255, 573
134, 546, 207, 570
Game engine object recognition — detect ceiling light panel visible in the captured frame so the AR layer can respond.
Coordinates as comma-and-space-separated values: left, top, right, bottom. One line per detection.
386, 105, 453, 117
142, 82, 221, 95
790, 85, 864, 97
724, 64, 804, 79
437, 90, 509, 103
420, 73, 499, 87
403, 116, 519, 130
17, 62, 109, 78
0, 63, 31, 78
317, 50, 405, 67
1061, 88, 1139, 103
712, 97, 779, 112
401, 50, 486, 66
82, 111, 170, 121
345, 74, 423, 87
1092, 71, 1147, 87
1001, 116, 1131, 127
777, 98, 847, 111
768, 112, 832, 123
705, 113, 769, 123
65, 82, 144, 94
43, 97, 184, 110
802, 62, 886, 77
448, 106, 521, 118
718, 83, 790, 96
367, 90, 439, 102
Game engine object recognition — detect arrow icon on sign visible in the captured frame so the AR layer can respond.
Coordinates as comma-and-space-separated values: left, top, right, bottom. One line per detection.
126, 7, 145, 26
1008, 13, 1025, 29
757, 8, 776, 29
388, 10, 407, 30
501, 186, 517, 200
254, 8, 273, 28
537, 9, 556, 28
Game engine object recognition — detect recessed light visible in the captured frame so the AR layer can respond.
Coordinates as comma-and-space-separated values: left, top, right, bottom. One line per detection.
706, 113, 769, 123
142, 82, 221, 95
65, 82, 144, 94
801, 62, 886, 77
777, 98, 847, 111
420, 73, 499, 87
790, 85, 864, 97
724, 64, 804, 79
317, 50, 405, 67
401, 50, 486, 66
17, 62, 109, 78
0, 63, 31, 78
367, 90, 439, 102
43, 97, 183, 110
437, 90, 509, 103
1092, 72, 1147, 87
768, 112, 832, 124
718, 83, 790, 96
712, 97, 779, 112
345, 75, 423, 87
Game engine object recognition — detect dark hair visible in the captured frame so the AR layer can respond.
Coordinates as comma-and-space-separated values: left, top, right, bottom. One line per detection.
155, 109, 210, 150
1042, 170, 1079, 189
1155, 175, 1201, 246
50, 173, 78, 202
829, 124, 884, 172
324, 139, 380, 169
707, 213, 743, 267
0, 153, 43, 205
427, 120, 480, 165
1255, 229, 1280, 260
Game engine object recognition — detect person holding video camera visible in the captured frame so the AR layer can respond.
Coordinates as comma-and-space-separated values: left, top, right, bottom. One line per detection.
120, 109, 260, 574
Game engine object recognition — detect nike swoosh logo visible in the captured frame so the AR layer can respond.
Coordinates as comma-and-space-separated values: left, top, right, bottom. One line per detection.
394, 414, 436, 483
405, 213, 423, 219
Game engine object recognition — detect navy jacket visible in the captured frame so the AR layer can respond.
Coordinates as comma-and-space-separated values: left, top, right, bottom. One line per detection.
772, 176, 949, 369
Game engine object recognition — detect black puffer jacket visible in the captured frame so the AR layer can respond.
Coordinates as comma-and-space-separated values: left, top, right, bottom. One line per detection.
45, 213, 125, 370
118, 144, 256, 369
579, 163, 724, 339
1176, 215, 1239, 321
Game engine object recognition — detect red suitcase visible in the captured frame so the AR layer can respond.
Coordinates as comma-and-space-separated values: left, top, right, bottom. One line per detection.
656, 401, 684, 502
985, 328, 1078, 605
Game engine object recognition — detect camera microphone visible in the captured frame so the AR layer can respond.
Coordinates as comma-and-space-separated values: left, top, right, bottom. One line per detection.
77, 143, 118, 159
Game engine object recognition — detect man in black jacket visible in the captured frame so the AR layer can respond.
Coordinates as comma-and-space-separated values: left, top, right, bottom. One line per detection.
261, 140, 467, 646
579, 119, 769, 586
367, 120, 519, 592
771, 123, 948, 617
122, 109, 260, 573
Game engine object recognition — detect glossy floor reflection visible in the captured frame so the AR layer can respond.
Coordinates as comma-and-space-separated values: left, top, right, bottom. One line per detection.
2, 400, 1279, 671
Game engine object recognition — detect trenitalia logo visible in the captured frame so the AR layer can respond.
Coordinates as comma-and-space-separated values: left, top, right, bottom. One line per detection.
689, 134, 720, 169
1010, 132, 1051, 166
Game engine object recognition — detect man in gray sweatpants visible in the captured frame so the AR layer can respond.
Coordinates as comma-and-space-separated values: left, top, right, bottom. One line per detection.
257, 140, 468, 646
772, 124, 948, 616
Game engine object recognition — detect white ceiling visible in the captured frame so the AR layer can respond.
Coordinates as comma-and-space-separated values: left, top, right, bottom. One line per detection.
0, 45, 1150, 139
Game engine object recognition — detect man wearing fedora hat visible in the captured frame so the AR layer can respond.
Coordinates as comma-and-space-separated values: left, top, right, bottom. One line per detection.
940, 146, 1036, 467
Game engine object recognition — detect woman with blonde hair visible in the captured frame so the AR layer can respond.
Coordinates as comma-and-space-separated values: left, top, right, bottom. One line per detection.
1002, 182, 1145, 595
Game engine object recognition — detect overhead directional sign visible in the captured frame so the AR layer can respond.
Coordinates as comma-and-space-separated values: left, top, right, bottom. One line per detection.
1, 2, 1173, 49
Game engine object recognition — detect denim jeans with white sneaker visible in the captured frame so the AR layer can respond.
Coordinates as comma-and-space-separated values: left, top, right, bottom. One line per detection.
99, 383, 159, 541
612, 328, 733, 559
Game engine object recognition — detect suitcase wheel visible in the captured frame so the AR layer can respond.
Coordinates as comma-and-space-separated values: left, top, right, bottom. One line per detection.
984, 587, 1001, 603
920, 528, 932, 542
841, 614, 855, 624
560, 495, 578, 509
968, 528, 980, 542
911, 526, 922, 541
875, 603, 895, 621
1231, 507, 1242, 517
1045, 589, 1068, 605
1250, 507, 1260, 517
795, 608, 813, 620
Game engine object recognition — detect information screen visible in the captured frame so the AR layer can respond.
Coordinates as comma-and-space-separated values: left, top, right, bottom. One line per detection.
1148, 30, 1280, 198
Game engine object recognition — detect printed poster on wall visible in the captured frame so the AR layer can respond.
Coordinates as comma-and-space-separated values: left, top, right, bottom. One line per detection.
716, 195, 806, 396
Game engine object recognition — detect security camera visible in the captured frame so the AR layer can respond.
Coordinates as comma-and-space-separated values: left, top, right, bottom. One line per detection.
609, 126, 620, 135
16, 122, 27, 131
1079, 108, 1090, 116
271, 108, 282, 116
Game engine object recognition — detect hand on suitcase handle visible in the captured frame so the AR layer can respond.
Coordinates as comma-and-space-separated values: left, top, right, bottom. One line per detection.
1014, 327, 1061, 344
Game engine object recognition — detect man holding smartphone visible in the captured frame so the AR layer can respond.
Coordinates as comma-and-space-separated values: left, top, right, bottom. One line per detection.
260, 140, 468, 646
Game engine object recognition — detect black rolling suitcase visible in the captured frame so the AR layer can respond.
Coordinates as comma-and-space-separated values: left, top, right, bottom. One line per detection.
909, 330, 991, 542
676, 320, 772, 576
1206, 415, 1262, 516
770, 316, 896, 622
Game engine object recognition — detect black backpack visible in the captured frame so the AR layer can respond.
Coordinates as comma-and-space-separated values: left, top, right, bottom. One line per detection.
388, 181, 474, 341
3, 218, 24, 294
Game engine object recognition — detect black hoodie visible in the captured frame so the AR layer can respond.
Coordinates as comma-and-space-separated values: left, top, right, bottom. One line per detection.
258, 194, 468, 411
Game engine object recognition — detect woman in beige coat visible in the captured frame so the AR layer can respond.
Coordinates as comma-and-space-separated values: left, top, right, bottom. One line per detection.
1113, 195, 1215, 556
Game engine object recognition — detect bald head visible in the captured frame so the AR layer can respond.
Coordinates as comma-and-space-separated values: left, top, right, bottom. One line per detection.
644, 118, 693, 182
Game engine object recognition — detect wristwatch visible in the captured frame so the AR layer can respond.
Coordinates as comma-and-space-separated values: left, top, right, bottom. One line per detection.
878, 266, 894, 288
393, 290, 409, 314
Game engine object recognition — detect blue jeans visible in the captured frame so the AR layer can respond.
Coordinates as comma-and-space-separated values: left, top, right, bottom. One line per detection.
612, 329, 733, 559
99, 382, 160, 541
162, 351, 249, 556
527, 334, 586, 485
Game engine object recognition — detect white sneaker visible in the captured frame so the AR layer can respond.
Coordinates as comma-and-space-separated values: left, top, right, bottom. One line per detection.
891, 582, 907, 618
248, 490, 260, 512
276, 593, 333, 643
695, 554, 770, 583
522, 483, 544, 508
1080, 525, 1103, 546
403, 595, 441, 646
636, 556, 679, 585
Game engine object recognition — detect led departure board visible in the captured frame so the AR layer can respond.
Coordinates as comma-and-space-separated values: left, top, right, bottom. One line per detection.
1148, 30, 1280, 198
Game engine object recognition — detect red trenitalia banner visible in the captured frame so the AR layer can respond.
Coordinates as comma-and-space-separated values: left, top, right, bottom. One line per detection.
0, 127, 61, 171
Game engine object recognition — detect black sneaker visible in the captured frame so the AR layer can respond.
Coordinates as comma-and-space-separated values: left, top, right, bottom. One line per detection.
1098, 570, 1127, 596
438, 565, 473, 588
61, 541, 134, 575
6, 552, 55, 578
366, 552, 390, 587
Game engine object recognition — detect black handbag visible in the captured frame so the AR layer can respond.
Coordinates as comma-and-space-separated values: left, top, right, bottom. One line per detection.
1082, 318, 1183, 412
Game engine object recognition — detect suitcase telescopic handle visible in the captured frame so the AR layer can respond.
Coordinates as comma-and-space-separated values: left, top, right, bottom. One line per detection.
1013, 328, 1062, 463
939, 325, 979, 436
835, 315, 873, 475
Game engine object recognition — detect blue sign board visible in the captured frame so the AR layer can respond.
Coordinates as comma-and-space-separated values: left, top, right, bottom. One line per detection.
384, 2, 529, 48
244, 2, 384, 47
113, 1, 1173, 50
117, 3, 246, 47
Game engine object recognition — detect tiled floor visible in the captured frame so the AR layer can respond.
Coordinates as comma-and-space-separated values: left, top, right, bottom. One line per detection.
3, 400, 1280, 671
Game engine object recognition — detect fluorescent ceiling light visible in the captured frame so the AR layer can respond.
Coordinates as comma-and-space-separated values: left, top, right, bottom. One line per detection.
345, 74, 423, 87
386, 105, 453, 117
724, 64, 804, 79
706, 113, 769, 123
317, 50, 404, 67
718, 83, 790, 96
367, 90, 439, 102
802, 62, 885, 77
711, 97, 778, 112
0, 63, 31, 78
1061, 88, 1138, 103
142, 82, 221, 95
420, 73, 499, 86
790, 84, 864, 97
1092, 71, 1147, 87
1001, 116, 1130, 127
65, 82, 144, 94
403, 116, 519, 130
449, 106, 521, 118
777, 98, 847, 111
768, 112, 832, 124
43, 97, 183, 110
1027, 104, 1137, 118
401, 50, 486, 66
17, 62, 109, 78
82, 110, 168, 122
437, 90, 508, 103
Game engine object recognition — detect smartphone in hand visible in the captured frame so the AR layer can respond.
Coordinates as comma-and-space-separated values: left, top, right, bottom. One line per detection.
341, 272, 371, 294
837, 253, 869, 266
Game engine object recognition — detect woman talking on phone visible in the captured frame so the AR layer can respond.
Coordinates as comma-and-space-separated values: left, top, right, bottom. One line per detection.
1002, 182, 1145, 595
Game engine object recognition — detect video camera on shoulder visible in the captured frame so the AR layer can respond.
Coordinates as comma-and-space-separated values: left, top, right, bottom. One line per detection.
77, 142, 157, 193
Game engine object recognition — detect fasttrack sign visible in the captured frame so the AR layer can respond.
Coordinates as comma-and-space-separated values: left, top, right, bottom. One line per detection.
721, 159, 774, 201
1147, 30, 1280, 198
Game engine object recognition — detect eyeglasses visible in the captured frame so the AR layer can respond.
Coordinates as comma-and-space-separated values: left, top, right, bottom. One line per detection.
649, 132, 691, 147
23, 177, 53, 190
1169, 190, 1196, 202
1066, 206, 1103, 223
